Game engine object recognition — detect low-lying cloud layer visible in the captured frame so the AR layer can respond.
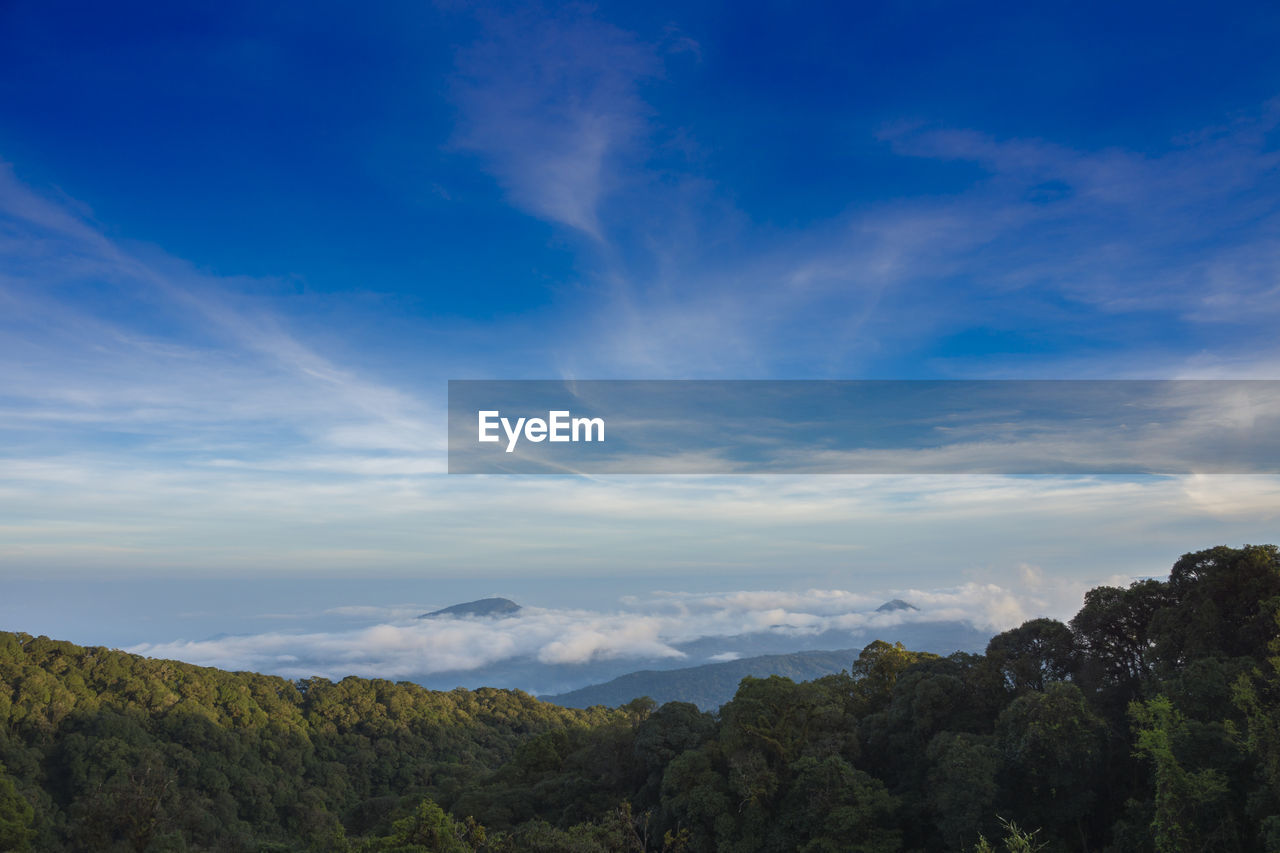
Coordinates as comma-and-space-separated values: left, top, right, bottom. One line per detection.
129, 572, 1111, 682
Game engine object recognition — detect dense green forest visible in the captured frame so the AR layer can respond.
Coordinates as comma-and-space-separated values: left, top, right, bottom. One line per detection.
2, 544, 1279, 852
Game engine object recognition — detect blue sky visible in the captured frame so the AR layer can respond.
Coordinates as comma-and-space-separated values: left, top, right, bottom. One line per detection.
1, 1, 1279, 674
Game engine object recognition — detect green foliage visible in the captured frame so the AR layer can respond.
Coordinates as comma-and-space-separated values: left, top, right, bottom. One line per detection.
1130, 695, 1235, 852
370, 797, 468, 852
1070, 579, 1170, 694
0, 543, 1278, 851
1156, 544, 1280, 664
511, 801, 649, 852
926, 732, 1001, 849
774, 755, 899, 852
986, 619, 1076, 693
996, 682, 1107, 840
0, 763, 35, 852
0, 631, 618, 851
972, 817, 1047, 852
1233, 599, 1280, 849
849, 640, 940, 711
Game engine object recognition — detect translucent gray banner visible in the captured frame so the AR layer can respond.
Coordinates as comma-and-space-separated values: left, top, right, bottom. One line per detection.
447, 380, 1280, 474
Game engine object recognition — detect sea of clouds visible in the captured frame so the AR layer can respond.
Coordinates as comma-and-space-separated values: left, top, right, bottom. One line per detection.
128, 570, 1110, 682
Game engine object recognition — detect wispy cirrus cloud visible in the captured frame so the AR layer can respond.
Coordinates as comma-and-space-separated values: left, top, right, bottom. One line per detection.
0, 161, 442, 466
2, 79, 1278, 600
450, 7, 663, 238
878, 103, 1280, 317
548, 99, 1280, 379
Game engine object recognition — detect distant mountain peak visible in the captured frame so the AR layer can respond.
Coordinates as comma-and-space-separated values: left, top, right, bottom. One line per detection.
420, 597, 521, 619
876, 599, 918, 612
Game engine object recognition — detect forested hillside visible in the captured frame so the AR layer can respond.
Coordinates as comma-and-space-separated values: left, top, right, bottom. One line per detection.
2, 544, 1279, 852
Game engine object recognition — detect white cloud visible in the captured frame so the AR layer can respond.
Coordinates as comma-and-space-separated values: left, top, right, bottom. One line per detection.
0, 161, 443, 472
128, 579, 1085, 681
2, 116, 1277, 604
450, 8, 661, 238
554, 99, 1280, 379
708, 652, 742, 662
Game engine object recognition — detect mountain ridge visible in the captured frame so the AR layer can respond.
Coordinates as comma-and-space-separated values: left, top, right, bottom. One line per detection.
543, 648, 857, 710
419, 597, 522, 619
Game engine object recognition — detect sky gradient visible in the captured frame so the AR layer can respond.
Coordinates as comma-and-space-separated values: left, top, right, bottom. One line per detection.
1, 1, 1278, 677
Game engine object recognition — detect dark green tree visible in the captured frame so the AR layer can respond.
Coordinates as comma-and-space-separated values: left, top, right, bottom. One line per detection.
0, 764, 35, 852
1130, 695, 1236, 852
995, 682, 1107, 848
986, 619, 1077, 693
926, 732, 1002, 850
